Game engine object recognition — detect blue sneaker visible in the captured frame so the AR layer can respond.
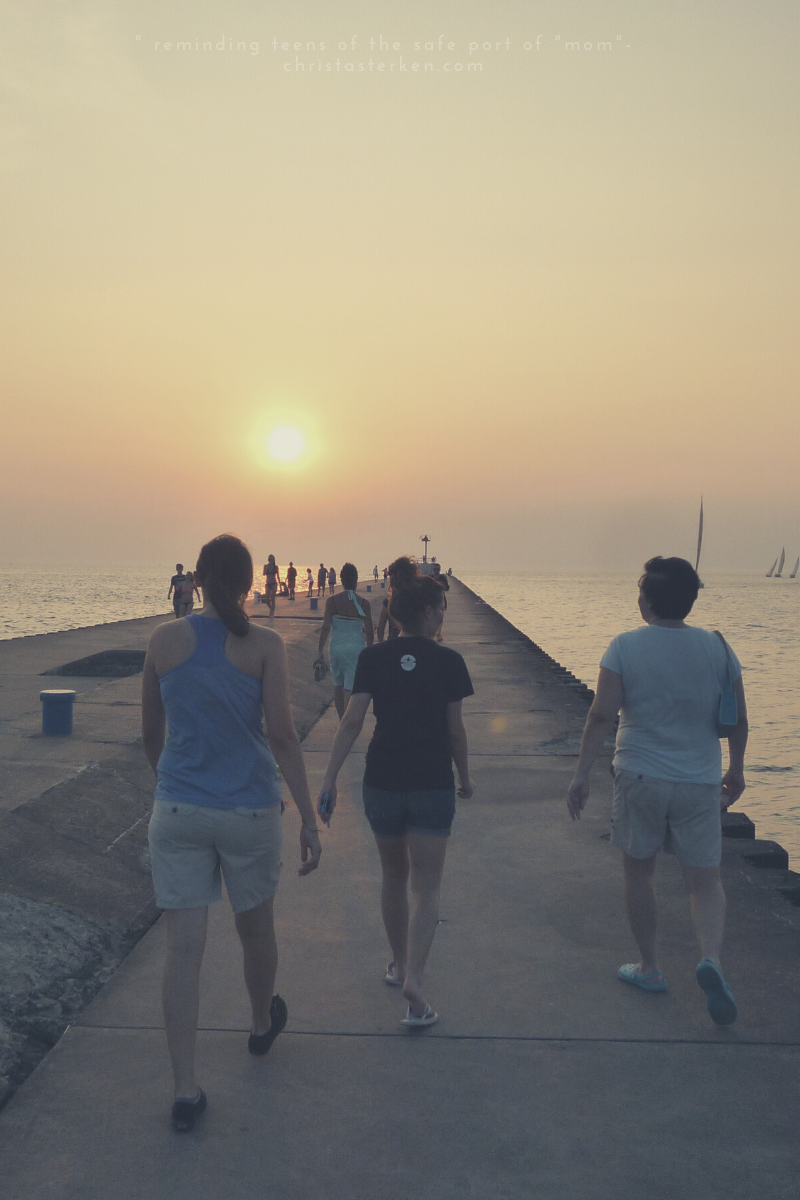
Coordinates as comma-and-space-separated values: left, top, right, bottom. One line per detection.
696, 958, 738, 1025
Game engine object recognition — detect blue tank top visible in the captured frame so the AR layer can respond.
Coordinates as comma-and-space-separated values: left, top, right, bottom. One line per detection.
155, 615, 282, 810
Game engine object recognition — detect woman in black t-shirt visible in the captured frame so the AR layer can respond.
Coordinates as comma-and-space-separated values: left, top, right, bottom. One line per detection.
317, 557, 474, 1027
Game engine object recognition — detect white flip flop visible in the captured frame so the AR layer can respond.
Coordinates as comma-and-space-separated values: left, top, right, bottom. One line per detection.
401, 1004, 439, 1027
385, 963, 403, 986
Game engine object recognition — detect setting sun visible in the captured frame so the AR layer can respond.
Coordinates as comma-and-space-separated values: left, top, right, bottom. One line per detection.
267, 426, 305, 462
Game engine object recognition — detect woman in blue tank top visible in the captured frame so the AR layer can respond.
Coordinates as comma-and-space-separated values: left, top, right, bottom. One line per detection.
142, 534, 322, 1132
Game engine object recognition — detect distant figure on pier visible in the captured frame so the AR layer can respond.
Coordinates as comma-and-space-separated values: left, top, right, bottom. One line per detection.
383, 566, 389, 584
377, 562, 402, 642
328, 565, 337, 594
373, 565, 379, 582
566, 556, 748, 1026
286, 562, 297, 600
316, 555, 474, 1028
306, 567, 314, 597
317, 563, 327, 597
168, 564, 186, 618
142, 534, 321, 1132
263, 555, 280, 617
315, 563, 373, 719
178, 570, 201, 616
432, 563, 449, 641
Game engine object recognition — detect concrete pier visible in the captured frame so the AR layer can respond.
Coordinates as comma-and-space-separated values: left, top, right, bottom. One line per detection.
0, 581, 798, 1197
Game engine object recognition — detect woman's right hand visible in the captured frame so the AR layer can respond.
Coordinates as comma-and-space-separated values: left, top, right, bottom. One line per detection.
317, 783, 337, 825
457, 778, 474, 799
299, 824, 322, 876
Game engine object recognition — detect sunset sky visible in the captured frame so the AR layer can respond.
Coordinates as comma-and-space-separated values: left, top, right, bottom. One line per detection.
2, 0, 797, 572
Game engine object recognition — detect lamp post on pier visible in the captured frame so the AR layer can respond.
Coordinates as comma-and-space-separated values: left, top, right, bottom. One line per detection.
420, 534, 431, 564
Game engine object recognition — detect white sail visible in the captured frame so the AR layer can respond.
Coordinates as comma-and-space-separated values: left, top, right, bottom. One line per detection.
775, 547, 786, 577
766, 557, 778, 577
790, 557, 800, 580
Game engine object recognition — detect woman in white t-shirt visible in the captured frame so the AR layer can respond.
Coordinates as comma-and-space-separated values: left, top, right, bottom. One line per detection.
566, 556, 748, 1026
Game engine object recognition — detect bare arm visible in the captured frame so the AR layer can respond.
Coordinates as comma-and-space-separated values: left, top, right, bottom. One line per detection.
317, 597, 334, 659
376, 605, 389, 643
447, 700, 473, 798
141, 650, 166, 775
261, 633, 321, 874
566, 667, 623, 820
362, 599, 374, 647
722, 676, 748, 805
316, 692, 371, 820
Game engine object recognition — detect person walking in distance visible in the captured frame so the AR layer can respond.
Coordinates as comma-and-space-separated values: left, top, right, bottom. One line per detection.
317, 563, 327, 598
328, 565, 337, 595
317, 556, 474, 1026
142, 534, 322, 1132
373, 565, 379, 583
178, 570, 202, 617
168, 564, 187, 619
286, 562, 297, 601
566, 556, 748, 1025
315, 563, 373, 719
263, 555, 280, 617
306, 567, 314, 598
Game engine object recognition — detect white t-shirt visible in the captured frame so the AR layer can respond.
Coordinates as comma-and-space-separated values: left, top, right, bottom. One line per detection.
600, 625, 742, 784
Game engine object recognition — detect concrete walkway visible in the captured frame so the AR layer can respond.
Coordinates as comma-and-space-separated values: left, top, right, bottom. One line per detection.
0, 582, 798, 1198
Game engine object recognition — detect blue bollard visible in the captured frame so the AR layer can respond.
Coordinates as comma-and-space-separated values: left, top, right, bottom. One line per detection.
310, 597, 319, 611
40, 689, 76, 736
381, 581, 385, 588
366, 584, 372, 592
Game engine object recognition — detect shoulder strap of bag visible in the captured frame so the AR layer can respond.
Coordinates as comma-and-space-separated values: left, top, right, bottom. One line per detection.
712, 630, 734, 688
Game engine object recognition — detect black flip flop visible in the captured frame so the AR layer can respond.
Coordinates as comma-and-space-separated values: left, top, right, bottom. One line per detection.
248, 994, 288, 1055
171, 1088, 207, 1133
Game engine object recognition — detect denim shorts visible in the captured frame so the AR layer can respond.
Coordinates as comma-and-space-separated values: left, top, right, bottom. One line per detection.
362, 785, 456, 840
148, 800, 282, 912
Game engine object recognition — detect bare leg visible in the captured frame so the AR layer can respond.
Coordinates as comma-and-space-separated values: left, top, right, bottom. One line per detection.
333, 685, 346, 719
681, 864, 726, 964
162, 907, 208, 1100
375, 837, 410, 982
402, 832, 448, 1016
622, 853, 659, 974
234, 897, 278, 1036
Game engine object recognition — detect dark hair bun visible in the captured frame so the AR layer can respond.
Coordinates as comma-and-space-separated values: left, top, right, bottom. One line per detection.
387, 555, 444, 633
387, 556, 418, 588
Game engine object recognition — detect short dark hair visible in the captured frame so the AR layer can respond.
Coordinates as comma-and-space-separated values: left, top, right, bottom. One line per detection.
340, 562, 358, 589
639, 556, 699, 620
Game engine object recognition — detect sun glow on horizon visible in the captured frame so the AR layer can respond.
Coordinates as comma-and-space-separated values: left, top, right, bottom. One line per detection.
267, 426, 305, 462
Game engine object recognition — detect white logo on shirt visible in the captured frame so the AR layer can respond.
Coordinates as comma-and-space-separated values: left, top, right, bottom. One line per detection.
400, 654, 417, 672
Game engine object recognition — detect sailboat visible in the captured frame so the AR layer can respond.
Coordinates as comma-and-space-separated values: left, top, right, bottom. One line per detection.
766, 557, 778, 577
695, 497, 704, 587
790, 556, 799, 580
774, 547, 786, 578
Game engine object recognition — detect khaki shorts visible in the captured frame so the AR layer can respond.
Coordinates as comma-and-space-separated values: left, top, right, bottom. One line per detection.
610, 769, 723, 868
149, 800, 282, 912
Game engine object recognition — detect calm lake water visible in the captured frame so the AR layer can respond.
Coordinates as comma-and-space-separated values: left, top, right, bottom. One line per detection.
3, 565, 797, 865
460, 571, 800, 867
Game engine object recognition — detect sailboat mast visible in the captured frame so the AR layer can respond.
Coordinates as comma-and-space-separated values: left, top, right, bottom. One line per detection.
695, 497, 704, 572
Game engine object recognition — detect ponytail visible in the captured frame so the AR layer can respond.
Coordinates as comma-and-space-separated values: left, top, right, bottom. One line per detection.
195, 534, 253, 638
387, 555, 445, 633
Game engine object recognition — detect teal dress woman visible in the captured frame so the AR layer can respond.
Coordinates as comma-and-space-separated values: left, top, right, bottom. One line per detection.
315, 562, 374, 719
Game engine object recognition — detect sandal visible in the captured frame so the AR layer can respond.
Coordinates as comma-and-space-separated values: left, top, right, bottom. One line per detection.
385, 963, 403, 986
171, 1089, 207, 1133
696, 958, 738, 1026
401, 1004, 439, 1028
618, 963, 668, 992
248, 994, 288, 1055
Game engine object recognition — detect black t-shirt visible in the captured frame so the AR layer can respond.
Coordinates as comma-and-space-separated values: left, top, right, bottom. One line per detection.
171, 574, 186, 601
352, 637, 474, 791
287, 566, 297, 582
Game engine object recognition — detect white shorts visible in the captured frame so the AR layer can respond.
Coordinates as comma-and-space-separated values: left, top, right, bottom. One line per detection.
610, 768, 723, 868
149, 800, 282, 912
